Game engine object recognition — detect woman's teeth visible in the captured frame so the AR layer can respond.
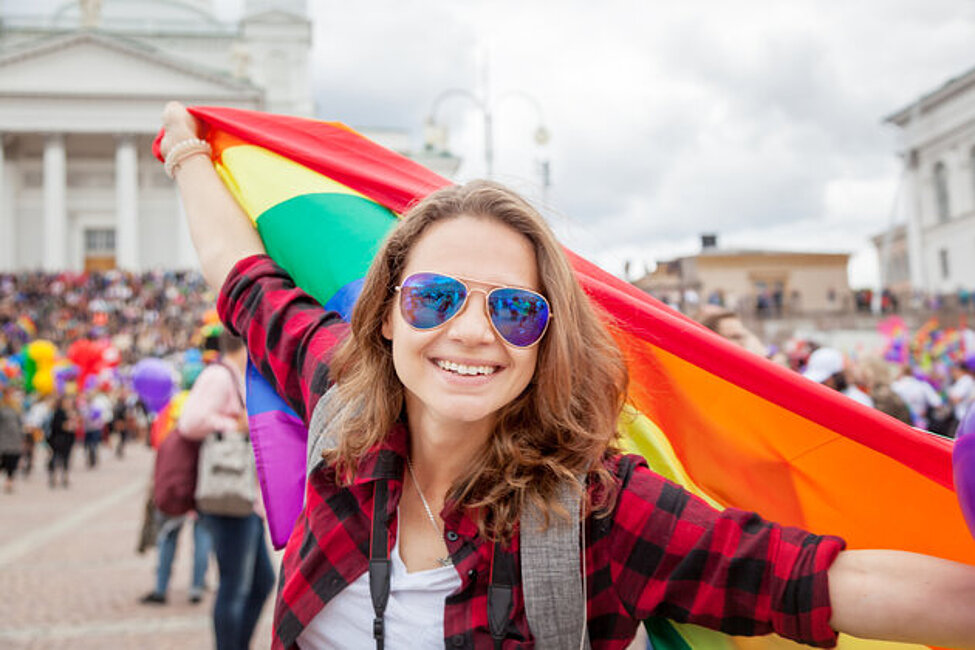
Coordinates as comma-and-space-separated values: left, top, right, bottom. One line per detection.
437, 360, 497, 376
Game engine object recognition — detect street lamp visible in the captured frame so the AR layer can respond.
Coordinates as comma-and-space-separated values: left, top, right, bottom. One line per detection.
425, 88, 550, 186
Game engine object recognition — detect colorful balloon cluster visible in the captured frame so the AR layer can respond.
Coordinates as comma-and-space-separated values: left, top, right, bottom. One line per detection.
67, 339, 120, 394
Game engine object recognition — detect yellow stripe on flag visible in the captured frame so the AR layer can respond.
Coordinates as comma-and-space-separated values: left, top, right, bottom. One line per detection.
213, 143, 367, 222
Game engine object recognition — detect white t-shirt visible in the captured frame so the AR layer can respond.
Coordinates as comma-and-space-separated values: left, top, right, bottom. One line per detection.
891, 376, 942, 426
948, 373, 975, 421
297, 530, 461, 649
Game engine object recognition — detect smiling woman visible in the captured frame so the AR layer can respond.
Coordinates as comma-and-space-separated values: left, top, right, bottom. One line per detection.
159, 101, 975, 650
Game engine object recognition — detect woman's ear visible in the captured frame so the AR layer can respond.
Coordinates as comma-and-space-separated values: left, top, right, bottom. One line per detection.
381, 312, 393, 341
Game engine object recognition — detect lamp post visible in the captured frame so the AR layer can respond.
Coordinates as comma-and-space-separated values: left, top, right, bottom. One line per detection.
425, 88, 550, 186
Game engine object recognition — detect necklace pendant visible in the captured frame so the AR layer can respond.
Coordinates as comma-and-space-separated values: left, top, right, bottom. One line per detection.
437, 555, 453, 567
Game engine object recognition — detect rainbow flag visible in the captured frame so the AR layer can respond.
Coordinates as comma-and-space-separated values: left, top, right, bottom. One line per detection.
159, 107, 974, 650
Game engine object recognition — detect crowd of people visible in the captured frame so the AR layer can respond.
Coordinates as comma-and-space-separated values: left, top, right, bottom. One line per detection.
0, 267, 219, 491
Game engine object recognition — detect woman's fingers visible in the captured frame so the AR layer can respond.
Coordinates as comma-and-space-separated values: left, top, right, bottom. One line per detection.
160, 101, 205, 158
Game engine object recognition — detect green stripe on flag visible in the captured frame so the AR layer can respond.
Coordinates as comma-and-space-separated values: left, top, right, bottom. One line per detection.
256, 193, 397, 305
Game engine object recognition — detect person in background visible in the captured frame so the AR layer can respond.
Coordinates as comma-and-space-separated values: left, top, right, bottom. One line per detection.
853, 356, 912, 426
139, 512, 211, 606
947, 359, 975, 437
179, 330, 273, 650
700, 309, 768, 357
0, 385, 24, 493
891, 365, 944, 431
802, 347, 874, 407
46, 395, 76, 488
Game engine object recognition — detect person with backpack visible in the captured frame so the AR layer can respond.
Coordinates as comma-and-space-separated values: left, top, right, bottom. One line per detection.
160, 102, 975, 650
177, 329, 273, 650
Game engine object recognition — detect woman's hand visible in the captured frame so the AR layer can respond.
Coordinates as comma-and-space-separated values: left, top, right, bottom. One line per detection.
159, 101, 266, 291
160, 102, 204, 160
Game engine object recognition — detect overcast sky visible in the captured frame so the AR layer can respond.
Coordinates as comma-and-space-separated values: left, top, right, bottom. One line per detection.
288, 0, 975, 288
15, 0, 975, 286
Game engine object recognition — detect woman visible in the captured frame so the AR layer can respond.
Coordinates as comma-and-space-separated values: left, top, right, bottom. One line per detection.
47, 395, 76, 489
177, 329, 272, 648
160, 101, 975, 649
0, 385, 23, 493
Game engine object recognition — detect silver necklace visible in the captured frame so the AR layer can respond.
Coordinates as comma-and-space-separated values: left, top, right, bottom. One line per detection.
405, 456, 453, 567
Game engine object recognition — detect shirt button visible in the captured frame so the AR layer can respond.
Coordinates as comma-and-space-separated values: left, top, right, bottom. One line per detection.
446, 531, 459, 542
467, 568, 477, 580
450, 634, 465, 647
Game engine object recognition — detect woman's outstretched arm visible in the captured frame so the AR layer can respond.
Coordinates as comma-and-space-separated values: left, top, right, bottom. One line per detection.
159, 101, 265, 291
828, 549, 975, 648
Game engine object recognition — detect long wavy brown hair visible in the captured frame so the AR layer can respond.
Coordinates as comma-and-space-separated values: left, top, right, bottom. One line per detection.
325, 180, 628, 542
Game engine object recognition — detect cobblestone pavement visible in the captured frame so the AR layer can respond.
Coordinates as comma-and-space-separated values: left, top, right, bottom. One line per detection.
0, 441, 279, 650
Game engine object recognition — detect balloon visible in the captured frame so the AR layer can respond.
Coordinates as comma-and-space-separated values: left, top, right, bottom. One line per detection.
954, 405, 975, 541
184, 348, 203, 364
181, 362, 204, 389
67, 339, 115, 392
32, 369, 54, 395
25, 339, 57, 394
26, 340, 57, 365
131, 358, 175, 413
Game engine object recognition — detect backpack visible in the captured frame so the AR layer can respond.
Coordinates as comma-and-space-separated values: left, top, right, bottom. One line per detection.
153, 428, 201, 516
307, 389, 592, 650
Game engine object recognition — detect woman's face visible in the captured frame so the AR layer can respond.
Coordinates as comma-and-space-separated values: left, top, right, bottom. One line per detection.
382, 215, 540, 435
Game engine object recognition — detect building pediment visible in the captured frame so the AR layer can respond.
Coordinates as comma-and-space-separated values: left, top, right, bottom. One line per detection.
0, 31, 259, 99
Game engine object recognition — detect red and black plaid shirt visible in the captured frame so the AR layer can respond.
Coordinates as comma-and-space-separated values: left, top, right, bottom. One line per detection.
218, 255, 846, 649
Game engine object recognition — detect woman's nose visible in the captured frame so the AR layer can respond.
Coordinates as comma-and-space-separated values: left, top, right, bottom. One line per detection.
446, 291, 495, 345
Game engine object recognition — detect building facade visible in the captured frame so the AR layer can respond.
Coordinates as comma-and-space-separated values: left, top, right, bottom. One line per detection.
886, 65, 975, 295
634, 237, 851, 316
0, 0, 460, 273
0, 0, 313, 271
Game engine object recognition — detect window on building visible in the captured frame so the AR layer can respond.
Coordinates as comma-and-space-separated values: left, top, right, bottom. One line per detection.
934, 161, 950, 222
84, 228, 116, 254
940, 248, 950, 280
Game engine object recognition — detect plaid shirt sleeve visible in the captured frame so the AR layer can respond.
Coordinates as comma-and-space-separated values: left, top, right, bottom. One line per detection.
593, 455, 846, 647
216, 254, 349, 424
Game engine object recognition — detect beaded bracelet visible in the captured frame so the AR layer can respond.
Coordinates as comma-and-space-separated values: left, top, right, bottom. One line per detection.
164, 138, 212, 179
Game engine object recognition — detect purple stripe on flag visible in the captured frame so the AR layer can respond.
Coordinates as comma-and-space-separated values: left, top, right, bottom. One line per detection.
249, 409, 307, 548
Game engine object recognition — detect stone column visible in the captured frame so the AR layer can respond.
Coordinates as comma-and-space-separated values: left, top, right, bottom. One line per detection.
43, 133, 67, 271
115, 135, 139, 270
175, 199, 196, 269
904, 151, 927, 292
0, 135, 10, 271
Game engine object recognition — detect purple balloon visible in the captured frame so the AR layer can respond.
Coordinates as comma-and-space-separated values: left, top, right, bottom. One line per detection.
132, 358, 175, 413
954, 405, 975, 541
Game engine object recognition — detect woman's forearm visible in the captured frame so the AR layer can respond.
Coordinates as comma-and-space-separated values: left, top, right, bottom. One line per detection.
828, 549, 975, 648
172, 154, 265, 291
160, 101, 265, 291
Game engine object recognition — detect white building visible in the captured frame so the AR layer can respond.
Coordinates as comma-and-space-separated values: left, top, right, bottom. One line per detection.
886, 66, 975, 294
0, 0, 314, 271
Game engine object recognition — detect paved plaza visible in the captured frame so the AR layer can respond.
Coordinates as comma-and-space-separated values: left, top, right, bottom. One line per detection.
0, 441, 278, 650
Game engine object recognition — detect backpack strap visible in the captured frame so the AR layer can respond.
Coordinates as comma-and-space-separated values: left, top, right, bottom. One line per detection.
522, 479, 591, 650
307, 389, 342, 475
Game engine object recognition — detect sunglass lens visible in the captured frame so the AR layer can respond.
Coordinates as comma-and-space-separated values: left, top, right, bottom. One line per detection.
488, 288, 550, 347
400, 273, 467, 329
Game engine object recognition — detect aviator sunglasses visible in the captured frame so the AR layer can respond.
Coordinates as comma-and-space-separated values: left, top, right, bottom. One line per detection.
395, 272, 552, 348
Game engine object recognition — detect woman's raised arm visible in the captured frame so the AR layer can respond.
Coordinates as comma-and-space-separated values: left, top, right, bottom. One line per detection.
159, 101, 265, 291
828, 549, 975, 648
